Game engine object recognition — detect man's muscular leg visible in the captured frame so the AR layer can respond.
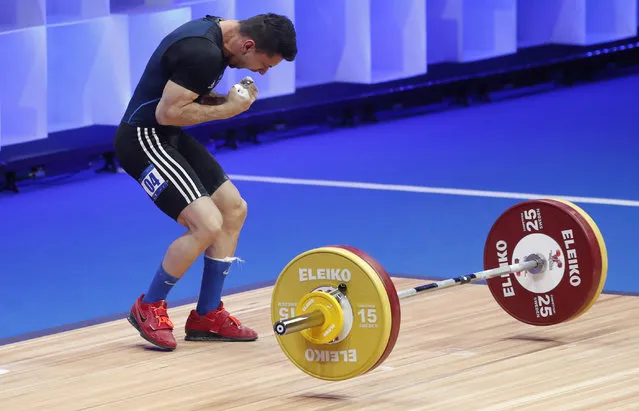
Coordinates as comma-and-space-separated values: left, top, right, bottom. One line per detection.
185, 180, 256, 342
127, 194, 224, 351
194, 180, 248, 316
207, 180, 247, 258
164, 198, 224, 276
140, 197, 222, 302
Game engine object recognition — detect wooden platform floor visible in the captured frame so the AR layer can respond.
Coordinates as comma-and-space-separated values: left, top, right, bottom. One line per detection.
1, 277, 638, 410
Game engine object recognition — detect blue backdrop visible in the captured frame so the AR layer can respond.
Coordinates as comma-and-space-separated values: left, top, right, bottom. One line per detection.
0, 0, 637, 150
0, 0, 638, 343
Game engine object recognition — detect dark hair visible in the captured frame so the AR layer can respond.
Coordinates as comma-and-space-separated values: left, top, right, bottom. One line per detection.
239, 13, 297, 61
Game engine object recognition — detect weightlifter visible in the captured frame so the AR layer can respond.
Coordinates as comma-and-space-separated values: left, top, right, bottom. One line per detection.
113, 13, 297, 350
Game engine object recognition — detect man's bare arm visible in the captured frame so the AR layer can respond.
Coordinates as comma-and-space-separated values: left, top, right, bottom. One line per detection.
198, 90, 227, 106
156, 81, 234, 127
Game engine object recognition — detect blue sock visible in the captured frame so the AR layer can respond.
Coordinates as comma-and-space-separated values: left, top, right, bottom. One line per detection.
196, 256, 232, 315
142, 264, 179, 303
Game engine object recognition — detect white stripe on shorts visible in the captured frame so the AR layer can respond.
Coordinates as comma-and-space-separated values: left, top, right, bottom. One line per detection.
136, 127, 194, 203
150, 128, 202, 198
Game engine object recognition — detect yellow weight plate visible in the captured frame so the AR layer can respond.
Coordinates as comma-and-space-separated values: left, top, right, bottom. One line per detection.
298, 291, 344, 345
271, 246, 393, 381
551, 199, 608, 320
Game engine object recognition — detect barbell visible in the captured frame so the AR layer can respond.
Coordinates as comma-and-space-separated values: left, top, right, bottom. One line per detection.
269, 198, 608, 381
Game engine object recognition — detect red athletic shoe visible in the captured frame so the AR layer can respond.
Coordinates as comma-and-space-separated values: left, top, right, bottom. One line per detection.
127, 294, 177, 351
184, 302, 258, 342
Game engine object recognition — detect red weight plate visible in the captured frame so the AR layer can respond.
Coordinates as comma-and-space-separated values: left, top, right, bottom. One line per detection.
331, 245, 402, 373
483, 199, 603, 326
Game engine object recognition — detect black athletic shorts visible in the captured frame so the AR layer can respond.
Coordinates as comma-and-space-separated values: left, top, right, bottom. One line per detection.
113, 122, 229, 221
